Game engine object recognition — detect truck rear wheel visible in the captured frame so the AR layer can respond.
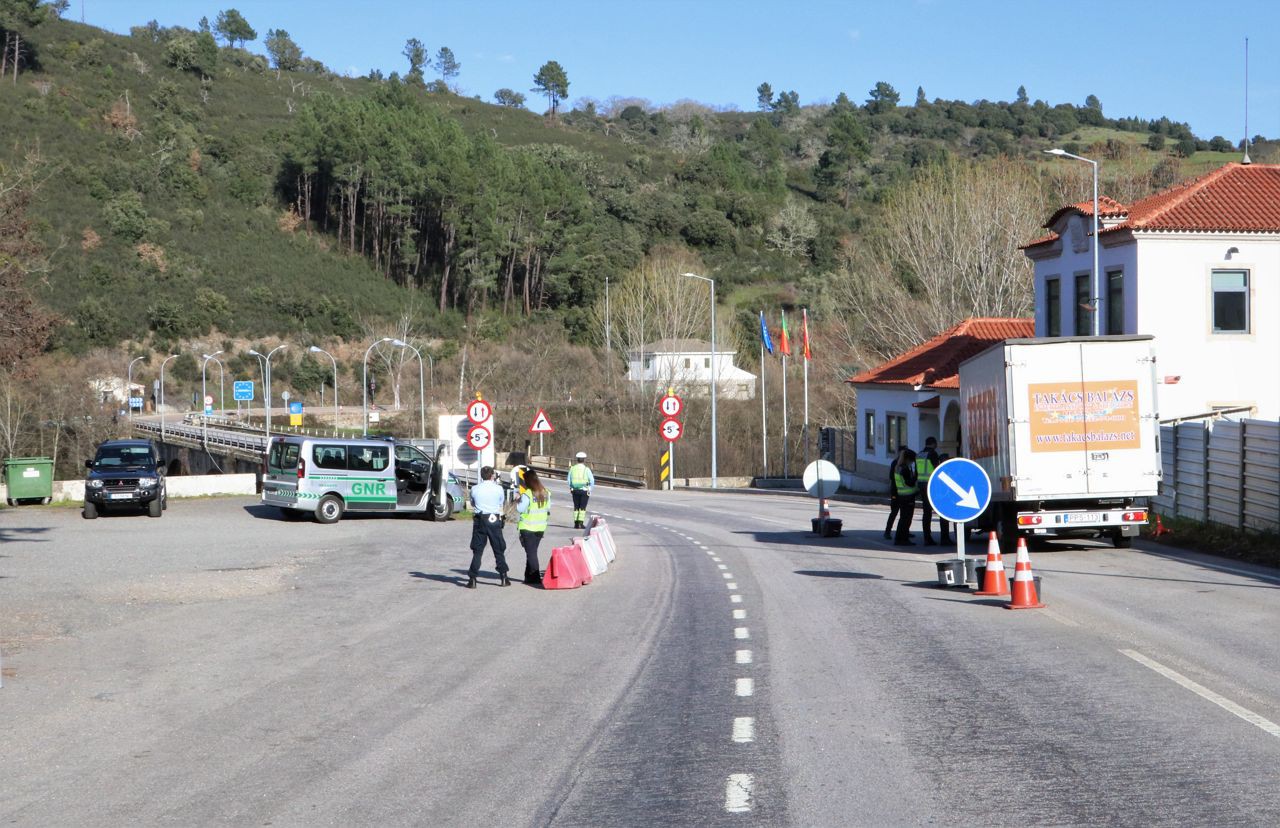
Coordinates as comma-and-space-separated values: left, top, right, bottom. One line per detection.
1111, 532, 1132, 549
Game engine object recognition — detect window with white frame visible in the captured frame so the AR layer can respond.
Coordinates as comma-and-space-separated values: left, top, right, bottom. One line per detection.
1211, 269, 1250, 333
886, 414, 907, 455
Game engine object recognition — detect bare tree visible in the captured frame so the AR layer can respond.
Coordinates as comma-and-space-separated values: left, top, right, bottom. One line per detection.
830, 156, 1044, 361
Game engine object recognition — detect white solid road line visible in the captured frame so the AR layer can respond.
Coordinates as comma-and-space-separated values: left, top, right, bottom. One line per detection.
736, 649, 752, 664
1120, 649, 1280, 740
1138, 548, 1280, 585
735, 627, 750, 639
735, 677, 754, 696
730, 594, 743, 603
733, 609, 746, 620
732, 717, 756, 743
725, 773, 754, 813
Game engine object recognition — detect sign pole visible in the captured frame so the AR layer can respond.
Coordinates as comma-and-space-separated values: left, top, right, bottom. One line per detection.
760, 343, 768, 478
669, 438, 676, 490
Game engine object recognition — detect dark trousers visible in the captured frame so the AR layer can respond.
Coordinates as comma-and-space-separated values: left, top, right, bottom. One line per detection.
571, 488, 589, 520
919, 497, 936, 542
893, 494, 916, 544
884, 494, 901, 535
520, 529, 544, 577
469, 514, 508, 577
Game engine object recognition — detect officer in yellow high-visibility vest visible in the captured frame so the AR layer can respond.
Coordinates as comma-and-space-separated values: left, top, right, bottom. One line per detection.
916, 437, 940, 546
892, 448, 918, 546
568, 451, 594, 528
516, 467, 551, 584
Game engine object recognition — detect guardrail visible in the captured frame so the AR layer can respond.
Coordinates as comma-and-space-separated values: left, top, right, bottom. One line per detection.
526, 454, 647, 489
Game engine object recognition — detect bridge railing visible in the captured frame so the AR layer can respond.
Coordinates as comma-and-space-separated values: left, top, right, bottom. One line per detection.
525, 454, 647, 489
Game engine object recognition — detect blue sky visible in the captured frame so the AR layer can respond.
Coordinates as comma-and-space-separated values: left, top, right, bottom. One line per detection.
81, 0, 1277, 141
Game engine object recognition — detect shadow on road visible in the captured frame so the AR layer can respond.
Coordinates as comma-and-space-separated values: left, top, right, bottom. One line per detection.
411, 569, 497, 588
0, 525, 52, 543
794, 569, 883, 580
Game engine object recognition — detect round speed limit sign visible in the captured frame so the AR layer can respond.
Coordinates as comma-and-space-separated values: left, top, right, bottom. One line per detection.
467, 398, 492, 423
466, 424, 492, 450
659, 394, 683, 418
659, 417, 683, 442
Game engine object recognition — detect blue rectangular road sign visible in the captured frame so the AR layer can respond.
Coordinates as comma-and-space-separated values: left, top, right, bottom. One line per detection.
233, 380, 254, 401
288, 401, 303, 415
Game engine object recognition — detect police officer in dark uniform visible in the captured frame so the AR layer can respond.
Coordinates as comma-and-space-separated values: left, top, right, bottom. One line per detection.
465, 465, 509, 588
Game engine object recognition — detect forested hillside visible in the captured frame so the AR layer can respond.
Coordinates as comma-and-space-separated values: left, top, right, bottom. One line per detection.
1, 3, 1267, 478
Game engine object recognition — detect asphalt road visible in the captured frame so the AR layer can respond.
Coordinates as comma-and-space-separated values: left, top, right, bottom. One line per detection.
2, 485, 1278, 826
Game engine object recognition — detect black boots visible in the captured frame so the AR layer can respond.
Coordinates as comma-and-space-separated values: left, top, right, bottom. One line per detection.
464, 575, 477, 589
499, 574, 511, 587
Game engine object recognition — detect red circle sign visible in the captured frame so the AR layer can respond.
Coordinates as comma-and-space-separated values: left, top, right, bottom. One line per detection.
659, 417, 683, 442
467, 399, 492, 423
466, 424, 492, 450
659, 394, 683, 418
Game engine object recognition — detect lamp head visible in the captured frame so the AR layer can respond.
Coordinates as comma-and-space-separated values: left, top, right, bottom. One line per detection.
249, 349, 262, 357
309, 345, 322, 353
1044, 148, 1066, 156
393, 339, 407, 347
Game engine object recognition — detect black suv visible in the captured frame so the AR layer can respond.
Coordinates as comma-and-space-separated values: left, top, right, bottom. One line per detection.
83, 439, 167, 519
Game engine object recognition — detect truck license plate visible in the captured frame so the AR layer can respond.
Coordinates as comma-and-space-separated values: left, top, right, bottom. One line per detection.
1064, 512, 1101, 523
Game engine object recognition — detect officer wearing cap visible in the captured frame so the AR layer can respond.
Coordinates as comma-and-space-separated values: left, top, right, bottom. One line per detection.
465, 465, 509, 589
568, 451, 595, 528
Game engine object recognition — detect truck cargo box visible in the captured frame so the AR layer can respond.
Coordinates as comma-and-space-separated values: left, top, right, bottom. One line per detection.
960, 336, 1162, 504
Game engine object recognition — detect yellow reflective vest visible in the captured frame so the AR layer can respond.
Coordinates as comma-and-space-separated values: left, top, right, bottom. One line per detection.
517, 491, 551, 532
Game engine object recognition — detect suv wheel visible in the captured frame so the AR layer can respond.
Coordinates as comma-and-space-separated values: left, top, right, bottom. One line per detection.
147, 498, 163, 518
315, 494, 344, 524
83, 501, 98, 520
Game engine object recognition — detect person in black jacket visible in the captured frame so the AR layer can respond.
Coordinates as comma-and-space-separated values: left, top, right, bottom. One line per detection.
893, 449, 919, 546
883, 447, 907, 540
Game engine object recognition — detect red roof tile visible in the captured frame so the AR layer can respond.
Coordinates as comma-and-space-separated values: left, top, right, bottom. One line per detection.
845, 318, 1035, 389
1027, 163, 1280, 248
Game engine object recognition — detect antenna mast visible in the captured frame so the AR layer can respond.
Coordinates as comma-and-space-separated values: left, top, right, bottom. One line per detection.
1243, 37, 1252, 164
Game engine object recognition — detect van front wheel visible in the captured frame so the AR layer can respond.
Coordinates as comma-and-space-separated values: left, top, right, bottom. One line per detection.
315, 494, 344, 525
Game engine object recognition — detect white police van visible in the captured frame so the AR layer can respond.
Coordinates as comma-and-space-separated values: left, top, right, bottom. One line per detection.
262, 436, 462, 524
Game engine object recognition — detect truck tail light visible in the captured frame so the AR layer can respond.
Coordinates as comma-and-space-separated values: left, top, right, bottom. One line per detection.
297, 456, 306, 479
1017, 515, 1043, 526
1122, 510, 1147, 522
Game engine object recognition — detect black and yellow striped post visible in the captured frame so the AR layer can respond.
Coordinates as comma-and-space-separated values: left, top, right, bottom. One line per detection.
660, 447, 672, 490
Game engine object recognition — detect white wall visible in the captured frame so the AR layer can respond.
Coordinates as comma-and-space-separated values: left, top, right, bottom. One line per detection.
1135, 235, 1280, 419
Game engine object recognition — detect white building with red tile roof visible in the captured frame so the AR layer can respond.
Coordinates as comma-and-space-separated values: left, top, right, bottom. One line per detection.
845, 318, 1034, 491
1023, 162, 1279, 420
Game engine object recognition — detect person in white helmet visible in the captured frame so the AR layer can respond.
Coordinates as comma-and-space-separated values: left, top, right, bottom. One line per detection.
568, 451, 594, 528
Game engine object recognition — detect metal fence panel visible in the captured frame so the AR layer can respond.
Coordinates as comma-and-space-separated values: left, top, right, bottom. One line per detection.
1242, 419, 1280, 532
1206, 421, 1242, 527
1172, 423, 1209, 522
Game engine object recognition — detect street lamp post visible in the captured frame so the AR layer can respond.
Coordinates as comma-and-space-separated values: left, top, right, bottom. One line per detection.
126, 356, 145, 420
248, 349, 268, 439
1045, 148, 1101, 336
308, 345, 339, 431
681, 271, 718, 488
362, 337, 394, 436
159, 354, 179, 442
203, 352, 226, 413
201, 350, 223, 444
396, 340, 427, 438
263, 344, 287, 443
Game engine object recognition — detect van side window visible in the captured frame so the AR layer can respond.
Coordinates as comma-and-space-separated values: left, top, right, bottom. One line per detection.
314, 445, 348, 470
346, 444, 388, 472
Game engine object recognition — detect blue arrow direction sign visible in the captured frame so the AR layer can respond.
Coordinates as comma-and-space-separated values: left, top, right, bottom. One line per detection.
926, 458, 992, 524
233, 380, 254, 401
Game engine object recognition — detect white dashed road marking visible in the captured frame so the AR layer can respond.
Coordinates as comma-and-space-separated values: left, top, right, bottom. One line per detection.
727, 582, 737, 590
1120, 649, 1280, 739
735, 678, 754, 697
722, 572, 733, 579
733, 609, 746, 619
725, 773, 754, 813
718, 564, 728, 570
734, 627, 750, 640
736, 649, 753, 664
732, 717, 756, 743
730, 594, 743, 603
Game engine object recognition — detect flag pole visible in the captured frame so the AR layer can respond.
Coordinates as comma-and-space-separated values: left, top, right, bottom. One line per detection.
782, 350, 789, 480
760, 341, 768, 478
803, 308, 810, 468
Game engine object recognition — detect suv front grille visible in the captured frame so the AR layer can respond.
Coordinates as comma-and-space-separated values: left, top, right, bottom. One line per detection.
105, 478, 140, 489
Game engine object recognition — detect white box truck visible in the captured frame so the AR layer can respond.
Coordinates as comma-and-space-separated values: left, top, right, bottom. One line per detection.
959, 335, 1162, 550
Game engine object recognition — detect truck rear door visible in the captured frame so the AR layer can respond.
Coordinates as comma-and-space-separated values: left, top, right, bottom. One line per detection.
1011, 341, 1090, 497
1078, 340, 1158, 496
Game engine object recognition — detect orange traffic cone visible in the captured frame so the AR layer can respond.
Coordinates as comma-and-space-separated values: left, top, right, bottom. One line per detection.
1154, 514, 1171, 537
974, 531, 1010, 596
1005, 538, 1045, 609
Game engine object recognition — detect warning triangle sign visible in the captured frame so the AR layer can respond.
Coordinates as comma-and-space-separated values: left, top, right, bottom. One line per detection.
529, 408, 555, 434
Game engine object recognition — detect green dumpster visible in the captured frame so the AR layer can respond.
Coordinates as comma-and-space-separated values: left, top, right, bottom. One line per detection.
4, 457, 54, 505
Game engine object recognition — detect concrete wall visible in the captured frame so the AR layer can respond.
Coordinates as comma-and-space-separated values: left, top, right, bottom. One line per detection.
2, 473, 257, 504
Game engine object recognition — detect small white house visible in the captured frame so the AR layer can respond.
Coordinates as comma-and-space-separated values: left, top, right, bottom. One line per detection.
845, 318, 1034, 492
1023, 162, 1280, 420
626, 339, 757, 400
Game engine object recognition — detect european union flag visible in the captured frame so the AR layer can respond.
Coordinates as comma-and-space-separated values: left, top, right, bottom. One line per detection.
759, 311, 774, 355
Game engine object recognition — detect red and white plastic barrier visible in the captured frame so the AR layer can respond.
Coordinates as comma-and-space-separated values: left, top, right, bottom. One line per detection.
541, 513, 621, 590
